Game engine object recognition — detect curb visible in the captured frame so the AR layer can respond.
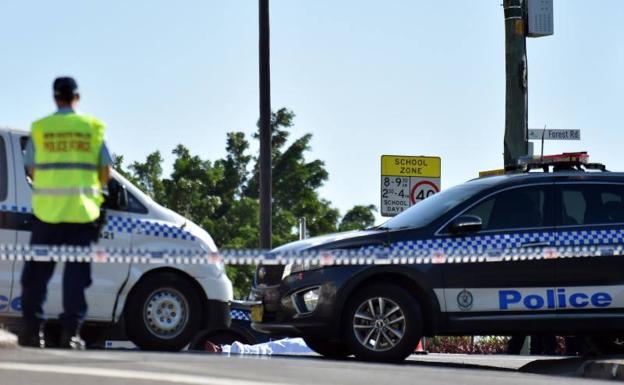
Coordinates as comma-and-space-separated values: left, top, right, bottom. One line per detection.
582, 360, 624, 380
0, 329, 18, 348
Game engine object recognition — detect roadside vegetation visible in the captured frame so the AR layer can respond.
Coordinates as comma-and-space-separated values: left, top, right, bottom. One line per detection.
113, 108, 376, 298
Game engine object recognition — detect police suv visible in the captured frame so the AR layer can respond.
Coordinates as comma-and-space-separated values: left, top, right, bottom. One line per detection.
251, 153, 624, 362
0, 128, 233, 350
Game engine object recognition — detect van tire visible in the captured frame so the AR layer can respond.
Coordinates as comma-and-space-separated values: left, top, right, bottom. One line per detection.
342, 284, 422, 362
125, 272, 202, 351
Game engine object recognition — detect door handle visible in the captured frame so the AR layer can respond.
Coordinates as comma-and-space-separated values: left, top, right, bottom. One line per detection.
521, 242, 550, 248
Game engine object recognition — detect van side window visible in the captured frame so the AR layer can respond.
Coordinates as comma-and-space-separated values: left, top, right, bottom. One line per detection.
464, 186, 552, 231
103, 178, 148, 214
19, 136, 29, 152
560, 184, 624, 225
126, 192, 148, 214
0, 136, 7, 201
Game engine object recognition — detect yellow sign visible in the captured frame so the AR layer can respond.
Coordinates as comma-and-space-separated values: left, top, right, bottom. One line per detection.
381, 155, 441, 178
478, 169, 505, 178
251, 304, 264, 322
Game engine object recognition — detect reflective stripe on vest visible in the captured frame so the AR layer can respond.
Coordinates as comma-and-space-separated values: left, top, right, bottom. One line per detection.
33, 187, 101, 196
34, 162, 99, 171
31, 112, 105, 224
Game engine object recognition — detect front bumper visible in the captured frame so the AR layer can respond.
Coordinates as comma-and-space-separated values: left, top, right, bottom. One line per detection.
204, 299, 231, 331
250, 266, 366, 338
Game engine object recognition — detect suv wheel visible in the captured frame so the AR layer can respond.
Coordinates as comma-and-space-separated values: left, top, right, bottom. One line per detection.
343, 284, 422, 362
125, 272, 202, 351
303, 337, 351, 359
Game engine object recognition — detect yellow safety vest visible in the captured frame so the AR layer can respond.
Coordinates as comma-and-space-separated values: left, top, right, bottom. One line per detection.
31, 112, 105, 223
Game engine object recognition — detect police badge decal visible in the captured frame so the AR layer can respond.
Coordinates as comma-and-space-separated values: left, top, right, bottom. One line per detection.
457, 289, 473, 311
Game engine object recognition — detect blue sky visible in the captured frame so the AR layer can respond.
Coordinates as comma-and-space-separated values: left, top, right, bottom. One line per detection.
1, 1, 622, 224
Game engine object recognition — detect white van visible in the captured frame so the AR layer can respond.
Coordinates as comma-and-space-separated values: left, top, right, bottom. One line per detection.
0, 127, 233, 351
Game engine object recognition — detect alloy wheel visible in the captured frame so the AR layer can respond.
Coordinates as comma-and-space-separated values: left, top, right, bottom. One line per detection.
352, 297, 406, 352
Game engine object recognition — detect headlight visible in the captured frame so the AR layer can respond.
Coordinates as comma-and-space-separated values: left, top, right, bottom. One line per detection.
281, 262, 322, 279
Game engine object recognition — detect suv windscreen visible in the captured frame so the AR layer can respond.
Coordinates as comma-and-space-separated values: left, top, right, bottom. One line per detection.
463, 185, 553, 231
381, 179, 496, 230
559, 184, 624, 225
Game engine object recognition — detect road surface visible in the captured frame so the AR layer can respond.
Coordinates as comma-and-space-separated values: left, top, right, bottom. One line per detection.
0, 348, 604, 385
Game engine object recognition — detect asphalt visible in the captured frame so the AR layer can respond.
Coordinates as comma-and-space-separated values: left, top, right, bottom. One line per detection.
0, 348, 612, 385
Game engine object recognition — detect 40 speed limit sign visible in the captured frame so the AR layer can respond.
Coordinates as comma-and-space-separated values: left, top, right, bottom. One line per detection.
380, 155, 441, 216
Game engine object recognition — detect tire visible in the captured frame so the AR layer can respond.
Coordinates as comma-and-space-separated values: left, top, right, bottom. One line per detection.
303, 337, 351, 359
125, 272, 202, 351
342, 284, 422, 362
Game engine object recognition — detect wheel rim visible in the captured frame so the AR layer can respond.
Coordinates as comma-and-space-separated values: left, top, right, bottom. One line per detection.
143, 288, 189, 339
352, 297, 406, 352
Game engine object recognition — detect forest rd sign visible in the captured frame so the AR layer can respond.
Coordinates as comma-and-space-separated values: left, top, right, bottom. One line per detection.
528, 129, 581, 140
380, 155, 441, 217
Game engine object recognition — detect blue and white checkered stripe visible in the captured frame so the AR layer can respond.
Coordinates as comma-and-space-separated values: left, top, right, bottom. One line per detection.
391, 229, 624, 252
0, 206, 197, 242
230, 309, 251, 321
106, 216, 196, 241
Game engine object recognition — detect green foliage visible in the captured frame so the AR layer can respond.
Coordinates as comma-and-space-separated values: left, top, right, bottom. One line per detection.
113, 108, 376, 298
339, 205, 377, 231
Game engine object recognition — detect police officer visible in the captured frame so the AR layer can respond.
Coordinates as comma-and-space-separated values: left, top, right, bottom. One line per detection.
19, 77, 112, 349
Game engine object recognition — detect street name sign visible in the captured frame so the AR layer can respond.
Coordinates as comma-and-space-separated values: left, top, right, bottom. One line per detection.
380, 155, 441, 217
528, 129, 580, 141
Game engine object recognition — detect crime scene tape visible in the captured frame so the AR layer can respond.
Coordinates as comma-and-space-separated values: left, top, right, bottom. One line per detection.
0, 244, 622, 265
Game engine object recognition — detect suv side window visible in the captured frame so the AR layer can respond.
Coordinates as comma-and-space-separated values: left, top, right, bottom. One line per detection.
464, 185, 552, 231
559, 184, 624, 225
0, 136, 7, 201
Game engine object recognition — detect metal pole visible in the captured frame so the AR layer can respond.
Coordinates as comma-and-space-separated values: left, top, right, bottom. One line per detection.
298, 217, 307, 240
259, 0, 272, 249
503, 0, 528, 169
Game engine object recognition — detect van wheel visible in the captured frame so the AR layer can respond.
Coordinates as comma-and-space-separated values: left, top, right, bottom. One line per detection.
342, 284, 422, 362
303, 337, 351, 359
125, 272, 202, 351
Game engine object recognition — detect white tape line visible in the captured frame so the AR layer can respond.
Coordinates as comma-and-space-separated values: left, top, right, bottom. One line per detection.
0, 362, 281, 385
0, 245, 623, 265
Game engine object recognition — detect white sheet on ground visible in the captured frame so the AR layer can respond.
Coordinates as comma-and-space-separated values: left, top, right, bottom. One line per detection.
221, 337, 313, 355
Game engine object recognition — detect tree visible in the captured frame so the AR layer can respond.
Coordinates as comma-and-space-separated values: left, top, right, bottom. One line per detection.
113, 107, 376, 298
129, 151, 165, 201
340, 205, 377, 231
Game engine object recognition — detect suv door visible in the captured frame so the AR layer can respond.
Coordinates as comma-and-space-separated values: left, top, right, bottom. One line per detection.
554, 181, 624, 331
435, 183, 559, 329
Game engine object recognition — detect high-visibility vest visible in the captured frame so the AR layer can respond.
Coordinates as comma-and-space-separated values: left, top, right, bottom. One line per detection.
31, 112, 105, 223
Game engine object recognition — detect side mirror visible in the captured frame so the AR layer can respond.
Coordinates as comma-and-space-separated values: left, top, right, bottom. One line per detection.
450, 215, 482, 234
104, 179, 128, 210
116, 184, 129, 210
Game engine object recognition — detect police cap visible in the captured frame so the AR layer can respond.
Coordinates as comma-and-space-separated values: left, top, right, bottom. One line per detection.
53, 77, 79, 98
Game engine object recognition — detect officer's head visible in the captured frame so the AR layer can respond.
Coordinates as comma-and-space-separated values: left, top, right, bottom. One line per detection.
53, 76, 80, 107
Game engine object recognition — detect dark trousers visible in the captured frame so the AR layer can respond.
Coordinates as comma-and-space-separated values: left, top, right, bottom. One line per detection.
21, 219, 98, 334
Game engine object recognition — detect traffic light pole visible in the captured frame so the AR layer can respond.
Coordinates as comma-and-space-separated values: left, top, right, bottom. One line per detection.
259, 0, 272, 249
503, 0, 529, 169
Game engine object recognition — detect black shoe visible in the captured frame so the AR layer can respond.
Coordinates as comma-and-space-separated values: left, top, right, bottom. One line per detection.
18, 328, 45, 348
59, 333, 86, 350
